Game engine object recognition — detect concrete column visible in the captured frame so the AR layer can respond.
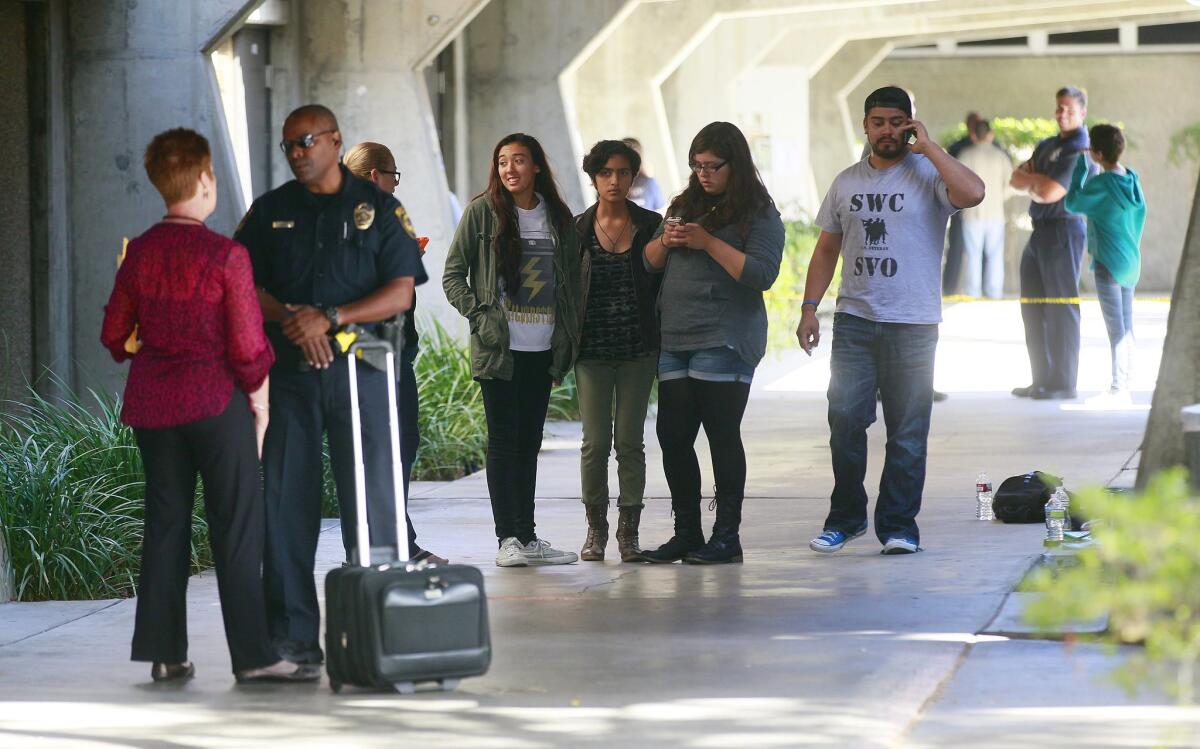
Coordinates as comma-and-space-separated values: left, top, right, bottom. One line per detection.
465, 0, 627, 214
807, 39, 891, 195
280, 0, 486, 333
660, 16, 841, 218
0, 1, 33, 400
64, 0, 257, 397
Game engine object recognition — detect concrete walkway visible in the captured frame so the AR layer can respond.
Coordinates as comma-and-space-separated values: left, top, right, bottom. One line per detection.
2, 300, 1199, 748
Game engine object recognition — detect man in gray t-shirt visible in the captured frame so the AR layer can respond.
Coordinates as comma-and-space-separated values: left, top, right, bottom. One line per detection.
798, 86, 984, 556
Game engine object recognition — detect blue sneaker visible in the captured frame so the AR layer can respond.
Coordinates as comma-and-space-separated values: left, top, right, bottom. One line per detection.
809, 524, 868, 553
881, 537, 920, 555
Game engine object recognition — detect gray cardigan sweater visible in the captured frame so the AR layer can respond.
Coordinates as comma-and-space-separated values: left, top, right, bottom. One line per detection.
647, 206, 785, 367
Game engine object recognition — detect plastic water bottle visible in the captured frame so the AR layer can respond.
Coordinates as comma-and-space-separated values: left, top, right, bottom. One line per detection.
975, 472, 994, 521
1055, 486, 1073, 532
1044, 492, 1066, 547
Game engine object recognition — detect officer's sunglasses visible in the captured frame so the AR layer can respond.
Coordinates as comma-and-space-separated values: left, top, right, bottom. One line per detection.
279, 129, 335, 153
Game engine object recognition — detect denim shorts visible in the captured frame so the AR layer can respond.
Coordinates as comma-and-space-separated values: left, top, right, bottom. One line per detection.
659, 346, 755, 384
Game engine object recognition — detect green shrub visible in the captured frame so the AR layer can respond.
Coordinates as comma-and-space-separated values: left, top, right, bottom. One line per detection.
1022, 469, 1200, 704
764, 219, 838, 352
940, 116, 1127, 163
0, 387, 212, 601
1169, 122, 1200, 165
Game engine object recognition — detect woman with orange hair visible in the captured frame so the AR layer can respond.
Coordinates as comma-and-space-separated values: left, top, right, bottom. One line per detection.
102, 128, 317, 684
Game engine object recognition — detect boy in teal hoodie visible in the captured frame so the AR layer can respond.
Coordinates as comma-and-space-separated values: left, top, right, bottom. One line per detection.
1065, 124, 1146, 404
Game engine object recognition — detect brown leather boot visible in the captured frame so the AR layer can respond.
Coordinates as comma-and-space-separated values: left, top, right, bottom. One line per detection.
616, 505, 643, 562
581, 503, 609, 561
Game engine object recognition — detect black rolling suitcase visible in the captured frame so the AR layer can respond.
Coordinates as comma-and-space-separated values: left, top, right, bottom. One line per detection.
324, 334, 491, 694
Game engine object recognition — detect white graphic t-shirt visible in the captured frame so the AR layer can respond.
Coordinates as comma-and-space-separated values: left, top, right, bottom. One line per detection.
816, 152, 958, 324
505, 195, 556, 351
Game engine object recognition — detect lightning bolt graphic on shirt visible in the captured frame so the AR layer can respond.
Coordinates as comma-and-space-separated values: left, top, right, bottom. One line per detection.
521, 256, 546, 299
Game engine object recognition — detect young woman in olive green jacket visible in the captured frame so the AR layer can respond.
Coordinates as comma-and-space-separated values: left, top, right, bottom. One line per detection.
443, 132, 583, 568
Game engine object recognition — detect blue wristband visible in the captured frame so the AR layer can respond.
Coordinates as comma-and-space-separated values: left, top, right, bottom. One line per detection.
801, 299, 820, 308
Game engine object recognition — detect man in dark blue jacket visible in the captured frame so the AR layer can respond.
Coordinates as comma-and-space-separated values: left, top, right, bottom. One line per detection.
235, 104, 426, 664
1010, 86, 1098, 400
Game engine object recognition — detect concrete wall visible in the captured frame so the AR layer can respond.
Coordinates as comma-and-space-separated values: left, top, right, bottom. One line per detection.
65, 0, 256, 397
465, 0, 626, 214
267, 0, 483, 333
849, 53, 1200, 293
0, 2, 32, 400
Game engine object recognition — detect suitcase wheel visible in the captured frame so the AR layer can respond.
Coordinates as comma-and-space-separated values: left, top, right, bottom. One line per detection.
330, 679, 343, 694
392, 681, 416, 695
438, 679, 460, 692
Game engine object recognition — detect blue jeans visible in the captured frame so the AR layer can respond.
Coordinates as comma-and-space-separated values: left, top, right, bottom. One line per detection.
1093, 264, 1134, 390
659, 346, 755, 384
961, 219, 1005, 299
825, 313, 938, 545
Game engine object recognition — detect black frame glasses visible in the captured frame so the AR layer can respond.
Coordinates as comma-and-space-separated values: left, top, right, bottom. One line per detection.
377, 168, 402, 181
689, 159, 728, 176
279, 129, 335, 153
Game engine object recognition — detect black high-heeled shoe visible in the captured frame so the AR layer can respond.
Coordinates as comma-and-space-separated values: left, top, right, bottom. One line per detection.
151, 662, 195, 682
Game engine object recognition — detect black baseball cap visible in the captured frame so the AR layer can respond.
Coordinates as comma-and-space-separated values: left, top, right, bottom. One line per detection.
864, 86, 913, 117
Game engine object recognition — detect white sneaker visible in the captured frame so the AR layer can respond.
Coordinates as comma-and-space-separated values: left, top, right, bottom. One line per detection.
496, 537, 527, 567
521, 538, 578, 566
881, 537, 920, 555
1085, 388, 1132, 408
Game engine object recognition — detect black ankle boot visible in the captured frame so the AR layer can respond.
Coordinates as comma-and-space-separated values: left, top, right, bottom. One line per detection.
684, 494, 743, 564
638, 498, 704, 563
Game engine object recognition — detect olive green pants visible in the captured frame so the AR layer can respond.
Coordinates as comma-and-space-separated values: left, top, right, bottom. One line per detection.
575, 355, 657, 508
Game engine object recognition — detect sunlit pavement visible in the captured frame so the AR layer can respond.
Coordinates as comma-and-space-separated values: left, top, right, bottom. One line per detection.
3, 299, 1198, 748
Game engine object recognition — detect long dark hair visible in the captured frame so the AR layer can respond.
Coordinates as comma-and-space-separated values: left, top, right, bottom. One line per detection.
484, 133, 573, 293
668, 121, 773, 231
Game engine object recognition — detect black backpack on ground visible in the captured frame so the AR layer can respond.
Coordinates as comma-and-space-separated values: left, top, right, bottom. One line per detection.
992, 471, 1062, 523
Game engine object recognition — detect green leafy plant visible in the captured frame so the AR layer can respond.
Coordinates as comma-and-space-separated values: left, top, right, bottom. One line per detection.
1022, 469, 1200, 704
1168, 123, 1200, 166
940, 117, 1126, 164
764, 220, 838, 352
0, 386, 212, 601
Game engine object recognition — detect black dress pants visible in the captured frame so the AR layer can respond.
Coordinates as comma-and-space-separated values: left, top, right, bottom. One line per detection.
399, 345, 421, 549
478, 349, 553, 544
132, 396, 277, 673
262, 357, 400, 646
1020, 218, 1086, 392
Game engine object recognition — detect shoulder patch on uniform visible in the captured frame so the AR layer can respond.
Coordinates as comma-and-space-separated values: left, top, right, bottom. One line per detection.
354, 202, 375, 230
394, 204, 417, 239
235, 205, 253, 235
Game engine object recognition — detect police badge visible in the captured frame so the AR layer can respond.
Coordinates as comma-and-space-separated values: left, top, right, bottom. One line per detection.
353, 202, 375, 230
395, 204, 418, 239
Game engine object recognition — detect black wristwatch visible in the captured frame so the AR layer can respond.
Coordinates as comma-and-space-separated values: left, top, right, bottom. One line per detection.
322, 305, 340, 329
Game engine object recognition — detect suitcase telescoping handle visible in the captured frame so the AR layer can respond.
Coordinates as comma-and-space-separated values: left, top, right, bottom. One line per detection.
345, 336, 408, 567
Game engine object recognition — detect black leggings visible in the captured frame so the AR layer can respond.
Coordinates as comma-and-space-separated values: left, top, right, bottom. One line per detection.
478, 350, 553, 544
656, 378, 751, 505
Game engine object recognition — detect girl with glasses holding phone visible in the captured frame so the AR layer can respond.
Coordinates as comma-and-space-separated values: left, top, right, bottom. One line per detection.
639, 121, 785, 565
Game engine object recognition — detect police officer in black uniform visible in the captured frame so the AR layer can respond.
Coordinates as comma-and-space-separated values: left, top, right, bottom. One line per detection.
1010, 86, 1097, 401
235, 104, 426, 664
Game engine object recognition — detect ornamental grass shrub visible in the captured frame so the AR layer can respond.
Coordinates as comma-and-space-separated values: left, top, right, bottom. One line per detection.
0, 386, 212, 601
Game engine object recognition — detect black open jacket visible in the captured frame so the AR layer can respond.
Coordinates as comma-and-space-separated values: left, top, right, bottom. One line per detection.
574, 200, 663, 354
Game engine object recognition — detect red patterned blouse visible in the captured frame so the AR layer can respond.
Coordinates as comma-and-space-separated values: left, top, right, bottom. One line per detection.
101, 222, 274, 429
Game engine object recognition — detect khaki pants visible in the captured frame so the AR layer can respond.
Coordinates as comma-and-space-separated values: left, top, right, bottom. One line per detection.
575, 355, 657, 507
